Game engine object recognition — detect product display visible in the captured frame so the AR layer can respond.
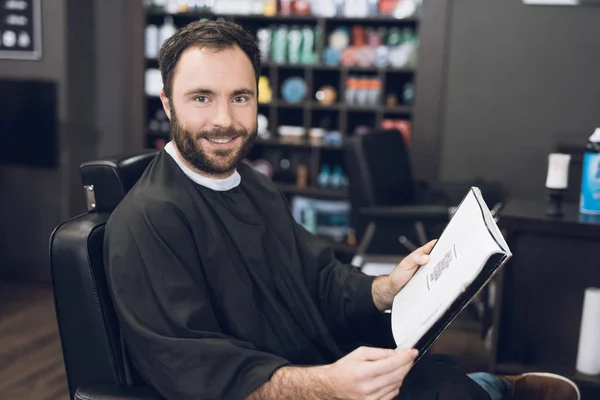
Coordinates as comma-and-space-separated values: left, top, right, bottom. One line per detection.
296, 164, 309, 187
148, 109, 170, 134
257, 114, 270, 138
381, 119, 411, 145
250, 158, 275, 178
281, 76, 308, 103
144, 69, 162, 96
142, 2, 420, 248
258, 76, 272, 104
575, 287, 600, 375
266, 25, 318, 65
317, 164, 349, 190
402, 82, 415, 104
315, 85, 337, 105
257, 28, 271, 61
291, 196, 351, 241
579, 128, 600, 218
144, 0, 421, 18
344, 76, 381, 107
278, 125, 307, 140
324, 24, 417, 68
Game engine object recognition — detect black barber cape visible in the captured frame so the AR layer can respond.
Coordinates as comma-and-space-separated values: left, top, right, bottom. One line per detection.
104, 150, 395, 400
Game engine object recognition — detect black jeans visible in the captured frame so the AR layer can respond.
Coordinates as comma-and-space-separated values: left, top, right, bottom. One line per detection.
398, 355, 491, 400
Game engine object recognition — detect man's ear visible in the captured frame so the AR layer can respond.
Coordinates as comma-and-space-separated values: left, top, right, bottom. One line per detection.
160, 89, 171, 120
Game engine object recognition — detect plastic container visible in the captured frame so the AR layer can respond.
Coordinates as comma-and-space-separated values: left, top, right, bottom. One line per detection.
303, 204, 318, 234
580, 128, 600, 216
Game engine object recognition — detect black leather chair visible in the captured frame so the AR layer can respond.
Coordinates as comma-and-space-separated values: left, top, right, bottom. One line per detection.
344, 130, 507, 335
344, 129, 507, 255
49, 150, 164, 400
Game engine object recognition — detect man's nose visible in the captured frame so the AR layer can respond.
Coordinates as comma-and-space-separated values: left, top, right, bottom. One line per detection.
211, 100, 234, 129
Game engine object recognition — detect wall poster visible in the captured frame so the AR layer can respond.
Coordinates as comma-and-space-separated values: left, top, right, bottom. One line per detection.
0, 0, 42, 60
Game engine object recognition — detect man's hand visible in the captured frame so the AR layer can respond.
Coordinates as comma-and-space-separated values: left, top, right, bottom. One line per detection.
323, 346, 418, 400
372, 240, 437, 312
247, 346, 418, 400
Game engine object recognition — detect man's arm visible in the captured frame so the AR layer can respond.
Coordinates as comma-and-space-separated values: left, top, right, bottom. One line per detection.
246, 366, 330, 400
292, 220, 396, 348
247, 347, 418, 400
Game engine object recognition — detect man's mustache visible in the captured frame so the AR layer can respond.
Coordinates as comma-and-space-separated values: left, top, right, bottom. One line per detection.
196, 128, 248, 140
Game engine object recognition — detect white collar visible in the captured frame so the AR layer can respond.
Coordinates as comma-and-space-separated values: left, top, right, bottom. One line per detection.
164, 141, 241, 191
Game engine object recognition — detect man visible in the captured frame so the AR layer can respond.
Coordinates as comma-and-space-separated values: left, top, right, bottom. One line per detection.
104, 21, 580, 400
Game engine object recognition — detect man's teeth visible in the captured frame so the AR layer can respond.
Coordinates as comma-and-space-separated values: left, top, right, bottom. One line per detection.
207, 138, 234, 144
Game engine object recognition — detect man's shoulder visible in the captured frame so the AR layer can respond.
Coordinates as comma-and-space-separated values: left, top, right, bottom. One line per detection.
106, 176, 188, 235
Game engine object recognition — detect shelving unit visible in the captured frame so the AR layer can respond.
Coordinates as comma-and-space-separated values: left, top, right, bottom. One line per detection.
143, 2, 422, 252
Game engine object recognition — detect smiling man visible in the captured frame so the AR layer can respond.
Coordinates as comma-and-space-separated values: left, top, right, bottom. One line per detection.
103, 21, 580, 400
160, 23, 259, 179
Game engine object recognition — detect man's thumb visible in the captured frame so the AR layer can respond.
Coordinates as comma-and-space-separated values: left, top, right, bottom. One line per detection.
351, 346, 397, 361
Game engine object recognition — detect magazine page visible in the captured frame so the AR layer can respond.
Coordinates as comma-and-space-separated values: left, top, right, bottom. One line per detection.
391, 188, 508, 350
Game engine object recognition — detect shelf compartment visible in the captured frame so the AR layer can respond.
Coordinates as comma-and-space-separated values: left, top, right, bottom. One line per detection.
144, 10, 418, 24
254, 137, 344, 151
277, 183, 348, 200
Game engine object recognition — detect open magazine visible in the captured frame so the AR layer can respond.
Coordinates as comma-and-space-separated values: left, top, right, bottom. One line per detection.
391, 187, 512, 358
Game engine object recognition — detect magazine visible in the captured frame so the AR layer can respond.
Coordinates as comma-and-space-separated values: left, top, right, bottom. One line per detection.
391, 187, 512, 357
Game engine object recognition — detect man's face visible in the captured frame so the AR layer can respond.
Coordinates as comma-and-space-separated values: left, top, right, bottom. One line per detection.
161, 44, 258, 178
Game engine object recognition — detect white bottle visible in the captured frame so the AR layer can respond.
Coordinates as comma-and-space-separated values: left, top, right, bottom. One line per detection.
166, 0, 179, 13
159, 17, 177, 49
145, 25, 159, 59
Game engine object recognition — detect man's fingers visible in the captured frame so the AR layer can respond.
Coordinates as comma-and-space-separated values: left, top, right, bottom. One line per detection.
423, 239, 437, 253
409, 239, 437, 266
363, 349, 417, 377
352, 346, 398, 361
366, 356, 416, 398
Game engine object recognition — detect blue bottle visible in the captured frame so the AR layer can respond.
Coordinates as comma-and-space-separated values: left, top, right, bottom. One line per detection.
317, 165, 331, 188
579, 128, 600, 217
303, 203, 318, 234
329, 166, 344, 190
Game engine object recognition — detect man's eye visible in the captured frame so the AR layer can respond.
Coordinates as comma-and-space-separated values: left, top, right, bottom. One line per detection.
194, 96, 209, 103
233, 96, 248, 103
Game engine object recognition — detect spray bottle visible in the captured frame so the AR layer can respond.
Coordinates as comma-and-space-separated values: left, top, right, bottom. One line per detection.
579, 128, 600, 218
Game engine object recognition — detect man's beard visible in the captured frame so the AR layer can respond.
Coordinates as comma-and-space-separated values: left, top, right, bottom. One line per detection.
170, 109, 257, 176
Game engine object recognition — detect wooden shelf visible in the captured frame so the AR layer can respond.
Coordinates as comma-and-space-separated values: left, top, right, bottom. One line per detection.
145, 10, 419, 24
277, 183, 348, 200
254, 137, 345, 150
495, 362, 600, 388
381, 105, 414, 114
149, 59, 415, 73
263, 101, 413, 114
271, 62, 415, 73
145, 96, 412, 114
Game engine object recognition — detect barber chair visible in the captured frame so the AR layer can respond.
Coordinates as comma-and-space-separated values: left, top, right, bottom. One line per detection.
344, 130, 507, 333
49, 150, 165, 400
344, 129, 507, 256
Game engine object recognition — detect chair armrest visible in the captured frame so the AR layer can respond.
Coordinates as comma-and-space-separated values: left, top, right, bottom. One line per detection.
75, 385, 163, 400
360, 205, 450, 220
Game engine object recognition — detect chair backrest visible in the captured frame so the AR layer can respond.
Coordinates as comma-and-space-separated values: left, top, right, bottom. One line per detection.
345, 129, 416, 207
344, 129, 416, 236
50, 150, 158, 399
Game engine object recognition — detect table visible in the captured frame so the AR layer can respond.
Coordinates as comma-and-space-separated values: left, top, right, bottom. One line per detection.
491, 199, 600, 397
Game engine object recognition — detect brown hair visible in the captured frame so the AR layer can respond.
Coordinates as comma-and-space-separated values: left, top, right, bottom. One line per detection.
158, 20, 261, 99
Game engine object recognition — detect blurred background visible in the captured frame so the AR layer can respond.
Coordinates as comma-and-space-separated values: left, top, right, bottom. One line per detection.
1, 0, 600, 399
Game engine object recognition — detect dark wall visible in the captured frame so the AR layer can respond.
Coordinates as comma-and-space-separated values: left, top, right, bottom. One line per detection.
439, 0, 600, 201
0, 0, 67, 281
0, 0, 143, 281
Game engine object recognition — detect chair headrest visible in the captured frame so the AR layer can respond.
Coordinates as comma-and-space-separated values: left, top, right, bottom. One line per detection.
80, 150, 159, 212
